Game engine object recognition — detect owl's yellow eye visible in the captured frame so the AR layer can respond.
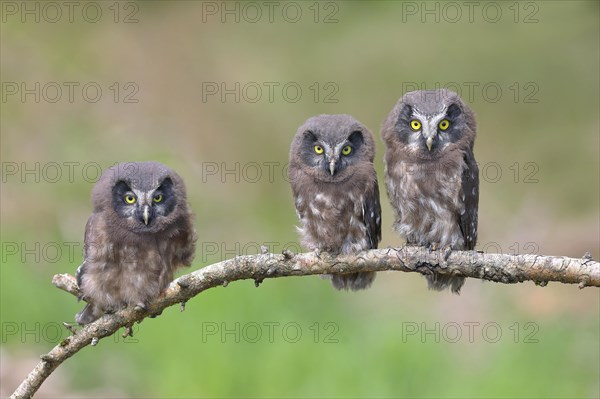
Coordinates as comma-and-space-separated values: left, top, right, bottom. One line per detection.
124, 194, 136, 204
410, 120, 422, 131
153, 194, 163, 203
439, 119, 450, 131
341, 145, 352, 155
314, 145, 324, 154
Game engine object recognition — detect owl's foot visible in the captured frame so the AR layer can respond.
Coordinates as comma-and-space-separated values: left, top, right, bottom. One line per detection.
416, 263, 435, 277
134, 302, 147, 311
104, 305, 120, 315
442, 246, 452, 261
282, 249, 295, 259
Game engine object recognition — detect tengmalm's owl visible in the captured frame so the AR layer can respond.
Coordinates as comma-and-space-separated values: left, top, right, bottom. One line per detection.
382, 89, 479, 294
289, 114, 381, 291
76, 162, 197, 324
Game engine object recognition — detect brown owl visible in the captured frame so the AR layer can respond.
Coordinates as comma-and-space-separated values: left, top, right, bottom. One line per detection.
382, 89, 479, 294
75, 162, 197, 324
289, 114, 381, 291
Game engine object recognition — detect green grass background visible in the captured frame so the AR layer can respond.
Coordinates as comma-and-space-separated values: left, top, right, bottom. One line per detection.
1, 1, 598, 398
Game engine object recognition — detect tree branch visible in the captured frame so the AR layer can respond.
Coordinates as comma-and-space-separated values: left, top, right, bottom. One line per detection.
11, 247, 599, 398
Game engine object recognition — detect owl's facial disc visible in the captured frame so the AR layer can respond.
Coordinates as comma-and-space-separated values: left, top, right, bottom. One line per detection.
112, 178, 176, 232
303, 130, 363, 180
402, 103, 462, 154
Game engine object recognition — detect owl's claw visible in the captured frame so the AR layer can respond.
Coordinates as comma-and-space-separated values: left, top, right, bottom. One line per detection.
134, 302, 147, 312
442, 246, 452, 261
104, 305, 119, 315
416, 263, 434, 277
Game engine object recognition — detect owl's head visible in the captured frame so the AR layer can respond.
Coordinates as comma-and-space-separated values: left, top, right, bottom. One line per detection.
382, 89, 476, 159
92, 162, 188, 234
289, 114, 375, 183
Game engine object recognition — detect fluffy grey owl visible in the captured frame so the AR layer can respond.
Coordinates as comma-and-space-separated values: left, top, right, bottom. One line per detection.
75, 162, 197, 324
381, 89, 479, 294
289, 114, 381, 291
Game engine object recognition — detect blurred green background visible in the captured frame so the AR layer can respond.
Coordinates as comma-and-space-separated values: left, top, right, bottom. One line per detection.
1, 1, 599, 398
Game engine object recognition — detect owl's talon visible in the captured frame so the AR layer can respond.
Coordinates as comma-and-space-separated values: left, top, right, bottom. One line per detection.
416, 263, 434, 277
104, 306, 118, 315
581, 252, 594, 265
427, 244, 437, 253
134, 303, 147, 312
443, 246, 452, 261
177, 278, 191, 288
149, 309, 163, 318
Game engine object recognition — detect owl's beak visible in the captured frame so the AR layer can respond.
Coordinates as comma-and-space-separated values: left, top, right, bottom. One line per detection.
426, 137, 433, 151
329, 159, 337, 175
142, 205, 150, 225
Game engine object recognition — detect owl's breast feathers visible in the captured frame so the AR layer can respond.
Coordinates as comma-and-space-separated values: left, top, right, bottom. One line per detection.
294, 169, 380, 255
77, 211, 195, 309
386, 151, 471, 249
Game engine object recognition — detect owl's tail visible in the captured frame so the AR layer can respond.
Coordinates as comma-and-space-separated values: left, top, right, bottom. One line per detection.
331, 272, 376, 291
426, 274, 464, 294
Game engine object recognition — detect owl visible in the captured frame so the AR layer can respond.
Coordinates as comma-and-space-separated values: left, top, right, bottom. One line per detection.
381, 89, 479, 294
75, 162, 197, 324
288, 114, 381, 291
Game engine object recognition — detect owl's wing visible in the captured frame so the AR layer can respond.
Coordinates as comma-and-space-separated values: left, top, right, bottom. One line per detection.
363, 178, 382, 250
76, 213, 97, 291
459, 150, 479, 250
174, 216, 197, 267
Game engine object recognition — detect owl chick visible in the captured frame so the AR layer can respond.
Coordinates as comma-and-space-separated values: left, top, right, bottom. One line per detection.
381, 89, 479, 294
75, 162, 197, 324
289, 114, 381, 291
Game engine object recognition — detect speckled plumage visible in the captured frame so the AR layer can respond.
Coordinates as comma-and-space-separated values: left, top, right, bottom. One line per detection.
382, 89, 479, 294
289, 114, 381, 291
75, 162, 197, 324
